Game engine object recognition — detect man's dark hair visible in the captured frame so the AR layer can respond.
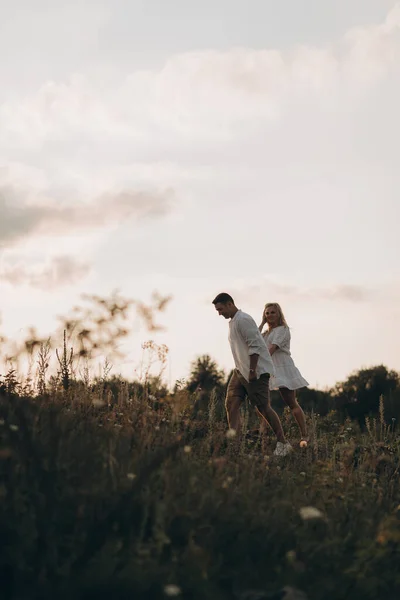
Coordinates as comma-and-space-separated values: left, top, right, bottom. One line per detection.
212, 293, 234, 305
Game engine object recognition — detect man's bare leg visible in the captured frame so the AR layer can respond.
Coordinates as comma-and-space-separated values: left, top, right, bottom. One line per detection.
225, 395, 242, 432
247, 374, 287, 444
256, 405, 286, 443
225, 371, 246, 433
280, 388, 307, 439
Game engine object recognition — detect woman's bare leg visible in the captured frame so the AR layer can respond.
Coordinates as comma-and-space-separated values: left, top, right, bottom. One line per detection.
279, 388, 307, 439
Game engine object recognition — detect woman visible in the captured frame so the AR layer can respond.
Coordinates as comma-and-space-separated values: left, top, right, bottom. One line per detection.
259, 303, 308, 445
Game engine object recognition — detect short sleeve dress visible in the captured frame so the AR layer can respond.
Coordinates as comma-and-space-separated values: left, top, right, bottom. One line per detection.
263, 326, 309, 391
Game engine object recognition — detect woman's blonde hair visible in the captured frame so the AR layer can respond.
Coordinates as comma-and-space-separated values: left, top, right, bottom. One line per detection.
264, 302, 288, 328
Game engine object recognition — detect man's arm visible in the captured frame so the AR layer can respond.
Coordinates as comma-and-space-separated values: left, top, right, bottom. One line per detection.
249, 353, 259, 372
237, 317, 267, 377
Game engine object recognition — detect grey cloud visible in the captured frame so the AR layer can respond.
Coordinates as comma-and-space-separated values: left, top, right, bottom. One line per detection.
0, 255, 91, 290
0, 188, 48, 243
0, 186, 175, 245
232, 281, 372, 304
312, 285, 370, 302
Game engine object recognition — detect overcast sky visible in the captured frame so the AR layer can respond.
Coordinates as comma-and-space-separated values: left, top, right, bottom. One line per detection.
1, 0, 399, 388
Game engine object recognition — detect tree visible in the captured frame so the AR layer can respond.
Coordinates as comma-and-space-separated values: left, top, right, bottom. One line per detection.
297, 387, 334, 417
186, 355, 226, 418
333, 365, 400, 424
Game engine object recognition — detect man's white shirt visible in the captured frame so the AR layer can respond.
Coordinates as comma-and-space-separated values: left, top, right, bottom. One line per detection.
228, 309, 275, 382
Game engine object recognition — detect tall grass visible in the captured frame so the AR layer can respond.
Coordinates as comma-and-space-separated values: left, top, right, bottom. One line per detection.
1, 375, 400, 600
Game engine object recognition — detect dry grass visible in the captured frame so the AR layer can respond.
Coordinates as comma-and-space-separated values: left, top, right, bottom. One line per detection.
1, 379, 400, 600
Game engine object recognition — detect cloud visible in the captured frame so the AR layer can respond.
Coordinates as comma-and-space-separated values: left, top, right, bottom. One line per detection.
1, 4, 399, 153
0, 255, 91, 290
228, 279, 379, 305
226, 278, 400, 310
0, 185, 175, 245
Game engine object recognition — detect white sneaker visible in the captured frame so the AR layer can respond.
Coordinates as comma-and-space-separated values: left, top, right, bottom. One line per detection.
273, 441, 293, 457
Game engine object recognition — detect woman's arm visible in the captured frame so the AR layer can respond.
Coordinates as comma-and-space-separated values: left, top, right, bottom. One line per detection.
269, 344, 278, 356
258, 316, 266, 332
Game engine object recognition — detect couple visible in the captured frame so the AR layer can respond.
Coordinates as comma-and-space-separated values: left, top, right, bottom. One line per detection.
213, 293, 308, 457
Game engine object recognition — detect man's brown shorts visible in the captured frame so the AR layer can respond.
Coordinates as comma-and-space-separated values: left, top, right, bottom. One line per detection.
226, 369, 271, 410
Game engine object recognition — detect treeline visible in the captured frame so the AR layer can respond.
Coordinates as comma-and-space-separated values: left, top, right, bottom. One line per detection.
178, 356, 400, 427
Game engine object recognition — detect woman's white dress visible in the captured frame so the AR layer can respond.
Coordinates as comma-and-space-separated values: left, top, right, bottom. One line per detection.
263, 326, 309, 391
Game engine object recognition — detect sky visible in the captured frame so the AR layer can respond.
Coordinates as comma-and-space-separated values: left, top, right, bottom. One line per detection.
0, 0, 399, 389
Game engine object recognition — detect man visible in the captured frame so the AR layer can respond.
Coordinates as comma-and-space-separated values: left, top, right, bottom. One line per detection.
212, 292, 292, 457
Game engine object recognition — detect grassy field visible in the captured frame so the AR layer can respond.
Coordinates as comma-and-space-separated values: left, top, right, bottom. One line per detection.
1, 384, 400, 600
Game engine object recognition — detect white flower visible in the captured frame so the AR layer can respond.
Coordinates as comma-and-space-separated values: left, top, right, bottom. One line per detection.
9, 424, 19, 432
164, 584, 181, 596
222, 476, 234, 489
92, 397, 105, 407
299, 506, 324, 521
226, 428, 236, 438
183, 445, 192, 453
127, 473, 136, 481
286, 550, 297, 562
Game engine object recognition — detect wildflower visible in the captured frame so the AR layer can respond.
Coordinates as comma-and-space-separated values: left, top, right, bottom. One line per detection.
226, 428, 236, 438
286, 550, 297, 563
376, 533, 387, 545
127, 473, 136, 481
222, 476, 234, 488
92, 398, 105, 407
9, 424, 19, 432
164, 584, 181, 596
299, 472, 306, 477
183, 445, 192, 453
299, 506, 324, 521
